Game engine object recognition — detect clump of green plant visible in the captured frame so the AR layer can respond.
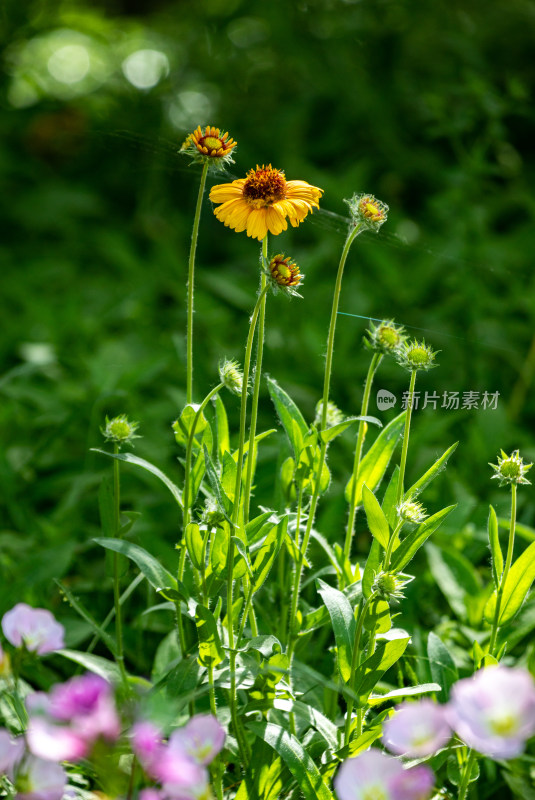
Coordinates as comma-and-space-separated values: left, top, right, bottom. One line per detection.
0, 125, 534, 800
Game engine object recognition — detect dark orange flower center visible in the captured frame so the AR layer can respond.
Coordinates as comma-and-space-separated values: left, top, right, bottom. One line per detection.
269, 255, 302, 287
242, 165, 286, 208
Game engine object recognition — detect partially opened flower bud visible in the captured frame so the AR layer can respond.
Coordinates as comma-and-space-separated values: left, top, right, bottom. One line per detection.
345, 193, 389, 232
365, 319, 407, 355
397, 498, 427, 524
265, 254, 304, 297
180, 125, 237, 167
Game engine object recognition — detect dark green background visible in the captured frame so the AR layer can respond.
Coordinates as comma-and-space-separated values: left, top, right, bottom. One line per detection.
1, 0, 534, 618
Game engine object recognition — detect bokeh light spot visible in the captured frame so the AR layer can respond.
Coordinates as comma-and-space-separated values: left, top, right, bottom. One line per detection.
122, 49, 169, 90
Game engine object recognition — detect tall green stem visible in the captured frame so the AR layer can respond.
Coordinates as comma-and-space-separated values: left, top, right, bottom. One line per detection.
186, 161, 209, 405
225, 274, 269, 768
489, 484, 517, 655
243, 236, 269, 524
287, 223, 363, 658
177, 382, 224, 657
112, 444, 128, 686
343, 593, 376, 745
458, 749, 476, 800
344, 352, 383, 559
396, 369, 417, 505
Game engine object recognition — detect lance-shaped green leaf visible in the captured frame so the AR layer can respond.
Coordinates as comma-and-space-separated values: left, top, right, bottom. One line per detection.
248, 721, 335, 800
485, 539, 535, 625
195, 604, 225, 668
390, 505, 456, 571
92, 449, 183, 508
345, 412, 405, 506
316, 578, 356, 683
246, 512, 278, 546
319, 416, 381, 445
368, 682, 441, 707
362, 485, 390, 550
232, 536, 254, 578
362, 538, 382, 599
172, 404, 213, 453
427, 632, 458, 703
57, 650, 123, 684
252, 517, 287, 592
203, 445, 233, 521
221, 451, 238, 502
267, 377, 308, 458
185, 523, 204, 570
488, 505, 503, 588
213, 393, 230, 460
404, 442, 458, 500
93, 538, 179, 597
353, 632, 410, 699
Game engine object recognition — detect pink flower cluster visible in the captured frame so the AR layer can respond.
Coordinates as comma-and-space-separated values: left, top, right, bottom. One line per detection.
132, 714, 225, 800
1, 603, 64, 656
335, 666, 535, 800
382, 666, 535, 762
26, 673, 121, 762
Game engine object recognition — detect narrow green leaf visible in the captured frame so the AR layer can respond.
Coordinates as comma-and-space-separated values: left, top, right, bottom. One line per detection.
485, 539, 535, 625
404, 442, 458, 500
195, 604, 225, 668
353, 634, 410, 699
345, 412, 405, 505
292, 701, 339, 750
213, 393, 230, 460
185, 523, 204, 570
382, 466, 400, 529
231, 536, 254, 578
203, 445, 233, 520
248, 721, 335, 800
252, 517, 287, 592
488, 505, 503, 588
427, 632, 458, 703
362, 485, 390, 550
188, 449, 205, 507
221, 451, 238, 502
368, 682, 442, 706
362, 538, 382, 598
246, 511, 278, 545
93, 537, 178, 595
57, 650, 122, 683
319, 417, 357, 444
267, 377, 308, 458
363, 598, 391, 634
316, 578, 356, 683
390, 505, 456, 571
91, 449, 183, 508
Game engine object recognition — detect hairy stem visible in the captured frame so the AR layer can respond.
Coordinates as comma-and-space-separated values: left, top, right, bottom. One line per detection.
344, 593, 376, 745
186, 161, 209, 405
489, 483, 516, 655
344, 352, 383, 559
396, 369, 417, 506
112, 444, 128, 686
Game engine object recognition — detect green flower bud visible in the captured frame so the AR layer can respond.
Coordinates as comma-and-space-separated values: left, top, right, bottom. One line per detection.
219, 359, 245, 396
490, 449, 532, 487
314, 399, 345, 428
397, 498, 428, 524
344, 193, 388, 232
396, 339, 438, 372
364, 319, 407, 355
372, 570, 414, 602
101, 415, 140, 447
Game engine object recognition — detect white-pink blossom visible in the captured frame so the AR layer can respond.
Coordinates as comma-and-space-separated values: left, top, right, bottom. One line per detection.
383, 699, 452, 757
2, 604, 64, 656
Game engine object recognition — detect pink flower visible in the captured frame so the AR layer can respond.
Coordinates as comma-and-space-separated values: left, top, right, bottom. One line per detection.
2, 604, 64, 655
168, 714, 226, 765
0, 729, 25, 778
132, 721, 165, 777
383, 700, 452, 757
26, 674, 120, 762
155, 748, 209, 798
447, 665, 535, 759
334, 749, 434, 800
14, 755, 67, 800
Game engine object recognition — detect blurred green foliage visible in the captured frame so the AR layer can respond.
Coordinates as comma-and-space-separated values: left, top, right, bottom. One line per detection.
1, 0, 535, 641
